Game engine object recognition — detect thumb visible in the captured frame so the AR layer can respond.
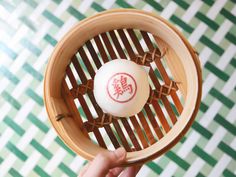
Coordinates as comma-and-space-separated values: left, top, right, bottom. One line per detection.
83, 147, 126, 177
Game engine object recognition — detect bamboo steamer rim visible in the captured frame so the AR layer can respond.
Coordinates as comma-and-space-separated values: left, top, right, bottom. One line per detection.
44, 9, 202, 166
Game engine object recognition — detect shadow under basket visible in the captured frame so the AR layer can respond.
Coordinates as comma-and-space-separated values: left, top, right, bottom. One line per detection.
44, 9, 202, 166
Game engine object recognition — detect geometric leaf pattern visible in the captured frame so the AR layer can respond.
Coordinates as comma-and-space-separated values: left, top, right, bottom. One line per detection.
0, 0, 235, 176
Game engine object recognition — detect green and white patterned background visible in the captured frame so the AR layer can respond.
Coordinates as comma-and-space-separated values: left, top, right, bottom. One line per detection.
0, 0, 235, 176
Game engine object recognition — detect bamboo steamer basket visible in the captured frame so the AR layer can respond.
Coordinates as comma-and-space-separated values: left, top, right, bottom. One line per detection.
44, 9, 202, 166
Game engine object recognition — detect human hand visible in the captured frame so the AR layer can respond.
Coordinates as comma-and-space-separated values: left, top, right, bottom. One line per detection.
79, 147, 142, 177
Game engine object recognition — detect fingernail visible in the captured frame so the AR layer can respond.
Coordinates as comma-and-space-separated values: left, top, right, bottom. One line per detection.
114, 147, 126, 160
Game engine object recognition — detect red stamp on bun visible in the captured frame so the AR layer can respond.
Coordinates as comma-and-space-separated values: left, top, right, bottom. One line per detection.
107, 73, 137, 103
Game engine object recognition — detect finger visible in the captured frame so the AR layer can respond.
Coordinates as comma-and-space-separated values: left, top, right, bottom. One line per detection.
83, 147, 126, 177
78, 162, 91, 177
120, 165, 142, 177
107, 167, 125, 177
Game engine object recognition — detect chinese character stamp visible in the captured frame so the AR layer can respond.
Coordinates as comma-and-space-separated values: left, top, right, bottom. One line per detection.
107, 73, 137, 103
